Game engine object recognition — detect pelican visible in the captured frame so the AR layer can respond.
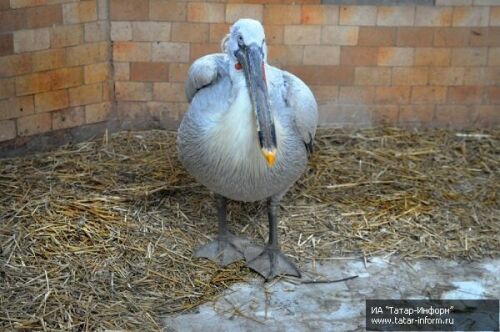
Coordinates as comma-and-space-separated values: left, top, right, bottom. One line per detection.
177, 19, 318, 279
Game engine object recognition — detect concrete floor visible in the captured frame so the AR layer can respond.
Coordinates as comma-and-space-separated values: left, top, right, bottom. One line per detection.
163, 257, 499, 331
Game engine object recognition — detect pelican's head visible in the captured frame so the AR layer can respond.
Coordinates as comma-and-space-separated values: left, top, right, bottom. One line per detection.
223, 19, 276, 167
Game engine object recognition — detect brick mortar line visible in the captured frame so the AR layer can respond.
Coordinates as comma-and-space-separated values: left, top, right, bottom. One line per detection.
99, 0, 119, 129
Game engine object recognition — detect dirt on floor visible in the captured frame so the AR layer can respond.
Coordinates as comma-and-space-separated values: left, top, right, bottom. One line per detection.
0, 127, 499, 330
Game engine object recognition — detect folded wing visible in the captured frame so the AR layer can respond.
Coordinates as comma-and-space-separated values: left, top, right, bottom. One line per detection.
282, 71, 318, 156
185, 53, 228, 103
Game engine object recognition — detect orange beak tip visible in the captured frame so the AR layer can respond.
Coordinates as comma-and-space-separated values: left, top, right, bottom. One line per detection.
262, 148, 277, 167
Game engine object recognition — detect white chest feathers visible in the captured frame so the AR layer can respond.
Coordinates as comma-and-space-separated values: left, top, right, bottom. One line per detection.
205, 88, 263, 168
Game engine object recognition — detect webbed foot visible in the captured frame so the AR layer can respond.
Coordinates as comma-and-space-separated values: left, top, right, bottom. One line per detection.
245, 246, 301, 280
194, 232, 251, 266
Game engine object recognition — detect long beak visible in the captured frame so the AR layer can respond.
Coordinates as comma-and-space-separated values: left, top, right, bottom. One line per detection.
236, 44, 277, 167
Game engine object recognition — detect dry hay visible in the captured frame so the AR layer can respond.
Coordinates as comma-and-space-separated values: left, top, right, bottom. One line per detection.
1, 127, 499, 330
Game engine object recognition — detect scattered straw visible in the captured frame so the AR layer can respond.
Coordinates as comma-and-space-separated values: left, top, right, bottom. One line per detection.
1, 127, 499, 330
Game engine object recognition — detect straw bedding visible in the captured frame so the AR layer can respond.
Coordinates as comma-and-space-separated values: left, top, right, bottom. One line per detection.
1, 127, 499, 330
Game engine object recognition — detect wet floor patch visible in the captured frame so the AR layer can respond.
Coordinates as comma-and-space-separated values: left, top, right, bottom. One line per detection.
163, 257, 500, 331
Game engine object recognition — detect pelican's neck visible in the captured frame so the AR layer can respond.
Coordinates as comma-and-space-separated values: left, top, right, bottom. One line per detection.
204, 58, 282, 169
205, 83, 262, 168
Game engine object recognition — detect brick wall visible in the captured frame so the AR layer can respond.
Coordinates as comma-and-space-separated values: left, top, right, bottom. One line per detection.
110, 0, 499, 130
1, 0, 499, 153
0, 0, 113, 151
110, 0, 191, 130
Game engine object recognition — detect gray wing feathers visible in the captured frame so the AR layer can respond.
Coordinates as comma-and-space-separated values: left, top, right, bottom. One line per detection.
282, 72, 318, 155
185, 53, 227, 102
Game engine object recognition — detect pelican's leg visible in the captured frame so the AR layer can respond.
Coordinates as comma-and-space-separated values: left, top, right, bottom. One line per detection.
245, 198, 301, 280
194, 195, 250, 266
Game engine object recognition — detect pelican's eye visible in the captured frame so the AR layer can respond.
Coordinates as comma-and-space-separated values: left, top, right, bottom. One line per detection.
237, 35, 244, 47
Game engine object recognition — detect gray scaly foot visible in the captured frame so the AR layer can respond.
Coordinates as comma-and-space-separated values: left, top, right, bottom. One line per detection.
245, 245, 301, 280
244, 197, 301, 280
194, 194, 252, 266
194, 232, 251, 266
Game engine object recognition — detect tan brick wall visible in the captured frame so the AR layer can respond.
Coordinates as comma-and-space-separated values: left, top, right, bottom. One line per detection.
0, 0, 113, 145
109, 0, 499, 130
1, 0, 499, 149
